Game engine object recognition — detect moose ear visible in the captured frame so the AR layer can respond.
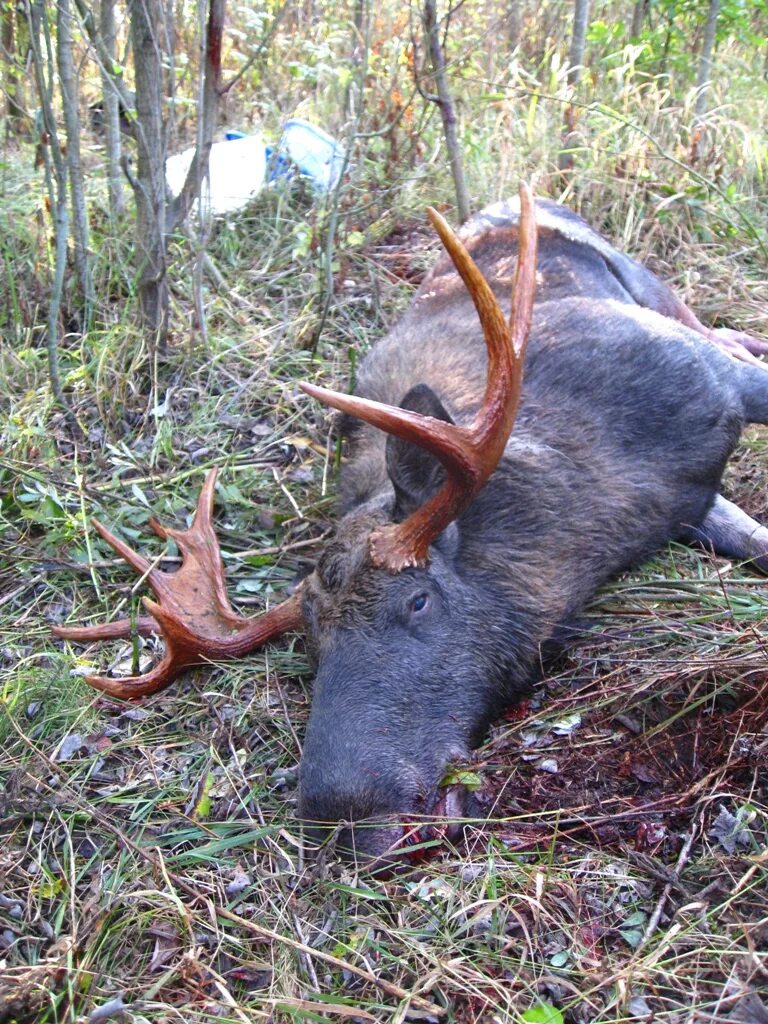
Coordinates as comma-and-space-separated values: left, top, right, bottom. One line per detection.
386, 384, 455, 520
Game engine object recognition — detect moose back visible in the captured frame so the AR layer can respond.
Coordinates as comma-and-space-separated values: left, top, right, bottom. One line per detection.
55, 187, 768, 865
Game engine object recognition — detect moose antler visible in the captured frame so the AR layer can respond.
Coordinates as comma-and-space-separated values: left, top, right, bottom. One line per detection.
53, 468, 304, 699
300, 181, 539, 571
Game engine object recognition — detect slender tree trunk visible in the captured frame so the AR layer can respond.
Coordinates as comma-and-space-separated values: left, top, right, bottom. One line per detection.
422, 0, 471, 224
630, 0, 649, 39
559, 0, 591, 175
129, 0, 225, 346
131, 0, 169, 344
167, 0, 224, 228
27, 0, 73, 422
567, 0, 591, 86
164, 0, 178, 153
659, 15, 674, 76
694, 0, 720, 117
2, 2, 27, 133
310, 0, 367, 353
100, 0, 125, 218
506, 0, 522, 50
345, 0, 364, 117
186, 0, 225, 344
57, 0, 93, 317
73, 0, 134, 110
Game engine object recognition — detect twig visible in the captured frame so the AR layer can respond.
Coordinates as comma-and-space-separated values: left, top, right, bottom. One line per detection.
0, 579, 39, 609
292, 912, 320, 990
638, 826, 698, 948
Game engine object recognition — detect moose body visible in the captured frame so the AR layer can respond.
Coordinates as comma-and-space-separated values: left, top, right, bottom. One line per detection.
56, 192, 768, 865
298, 196, 768, 859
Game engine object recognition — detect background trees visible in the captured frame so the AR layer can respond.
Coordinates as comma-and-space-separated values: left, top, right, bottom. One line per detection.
4, 0, 766, 401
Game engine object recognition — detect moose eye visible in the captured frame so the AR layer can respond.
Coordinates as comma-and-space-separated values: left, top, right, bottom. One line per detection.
410, 592, 430, 614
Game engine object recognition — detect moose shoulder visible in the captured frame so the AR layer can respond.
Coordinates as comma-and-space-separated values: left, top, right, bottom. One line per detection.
55, 188, 768, 866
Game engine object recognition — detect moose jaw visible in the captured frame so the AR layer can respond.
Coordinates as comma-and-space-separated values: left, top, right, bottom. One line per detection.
54, 184, 768, 869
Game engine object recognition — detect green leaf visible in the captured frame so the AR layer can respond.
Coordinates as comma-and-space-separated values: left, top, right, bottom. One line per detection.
193, 773, 215, 819
216, 482, 247, 505
619, 927, 645, 948
244, 554, 277, 567
440, 767, 483, 790
522, 1003, 564, 1024
622, 910, 646, 928
131, 482, 150, 507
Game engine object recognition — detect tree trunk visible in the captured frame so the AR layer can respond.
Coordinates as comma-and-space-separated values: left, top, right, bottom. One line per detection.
659, 15, 674, 76
2, 2, 27, 133
559, 0, 591, 175
182, 0, 226, 345
507, 0, 522, 50
422, 0, 471, 224
345, 0, 364, 116
630, 0, 649, 39
57, 0, 93, 315
73, 0, 135, 110
129, 0, 225, 346
167, 0, 225, 229
694, 0, 720, 117
567, 0, 591, 86
27, 0, 72, 421
99, 0, 125, 219
130, 0, 169, 344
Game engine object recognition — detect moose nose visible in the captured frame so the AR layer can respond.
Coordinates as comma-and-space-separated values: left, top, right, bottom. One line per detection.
297, 747, 479, 865
302, 817, 409, 866
297, 763, 419, 827
297, 756, 427, 862
298, 774, 474, 867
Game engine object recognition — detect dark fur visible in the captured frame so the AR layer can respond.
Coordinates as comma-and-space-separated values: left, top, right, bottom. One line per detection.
297, 198, 768, 860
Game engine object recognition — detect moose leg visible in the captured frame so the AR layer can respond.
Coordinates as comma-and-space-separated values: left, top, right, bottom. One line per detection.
684, 495, 768, 573
709, 326, 768, 361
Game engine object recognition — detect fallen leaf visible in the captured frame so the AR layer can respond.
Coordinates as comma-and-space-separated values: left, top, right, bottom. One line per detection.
522, 1003, 564, 1024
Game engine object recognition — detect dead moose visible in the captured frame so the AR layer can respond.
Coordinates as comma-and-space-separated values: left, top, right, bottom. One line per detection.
55, 185, 768, 865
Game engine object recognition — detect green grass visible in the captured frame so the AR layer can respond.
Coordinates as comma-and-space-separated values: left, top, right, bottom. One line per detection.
2, 8, 768, 1022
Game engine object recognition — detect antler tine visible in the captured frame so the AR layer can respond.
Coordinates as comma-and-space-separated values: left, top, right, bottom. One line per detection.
509, 183, 537, 358
425, 205, 511, 396
301, 182, 539, 572
52, 468, 305, 700
148, 462, 217, 544
299, 383, 482, 484
54, 616, 159, 642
